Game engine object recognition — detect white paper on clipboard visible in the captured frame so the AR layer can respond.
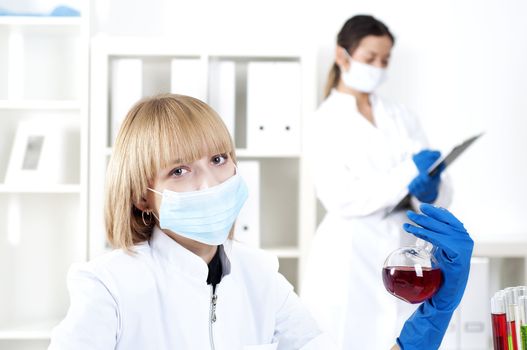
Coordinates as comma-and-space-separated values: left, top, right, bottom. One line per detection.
385, 132, 484, 217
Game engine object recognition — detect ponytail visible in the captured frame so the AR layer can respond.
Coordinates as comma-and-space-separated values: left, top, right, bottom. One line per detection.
324, 63, 341, 99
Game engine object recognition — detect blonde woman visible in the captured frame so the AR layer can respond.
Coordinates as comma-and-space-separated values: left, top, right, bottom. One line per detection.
49, 94, 473, 350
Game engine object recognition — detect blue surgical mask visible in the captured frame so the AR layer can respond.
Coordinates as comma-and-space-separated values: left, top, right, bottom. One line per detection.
148, 173, 248, 245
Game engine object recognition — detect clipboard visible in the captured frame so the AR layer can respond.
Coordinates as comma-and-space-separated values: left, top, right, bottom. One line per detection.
384, 132, 484, 217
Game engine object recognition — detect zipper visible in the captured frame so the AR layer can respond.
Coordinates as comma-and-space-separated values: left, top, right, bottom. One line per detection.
209, 285, 217, 350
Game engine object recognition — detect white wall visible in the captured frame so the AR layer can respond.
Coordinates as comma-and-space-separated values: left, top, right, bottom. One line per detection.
91, 0, 527, 239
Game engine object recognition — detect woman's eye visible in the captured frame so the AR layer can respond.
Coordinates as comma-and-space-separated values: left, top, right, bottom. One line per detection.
169, 167, 188, 177
211, 154, 228, 165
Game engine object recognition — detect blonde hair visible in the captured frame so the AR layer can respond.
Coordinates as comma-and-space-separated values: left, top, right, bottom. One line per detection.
104, 94, 236, 251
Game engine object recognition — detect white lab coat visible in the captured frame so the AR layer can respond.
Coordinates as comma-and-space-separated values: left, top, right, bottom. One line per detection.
301, 89, 452, 350
49, 226, 334, 350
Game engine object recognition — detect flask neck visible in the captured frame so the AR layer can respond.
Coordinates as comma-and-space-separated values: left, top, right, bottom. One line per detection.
415, 238, 434, 253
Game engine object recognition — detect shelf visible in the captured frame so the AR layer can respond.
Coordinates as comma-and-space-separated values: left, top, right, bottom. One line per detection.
0, 184, 81, 194
474, 235, 527, 257
92, 36, 203, 57
208, 53, 302, 60
91, 36, 310, 59
0, 4, 88, 346
0, 320, 57, 340
264, 247, 300, 258
0, 100, 81, 110
0, 16, 81, 27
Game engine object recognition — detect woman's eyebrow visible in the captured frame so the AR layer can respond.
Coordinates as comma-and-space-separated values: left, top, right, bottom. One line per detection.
161, 160, 184, 174
365, 50, 389, 57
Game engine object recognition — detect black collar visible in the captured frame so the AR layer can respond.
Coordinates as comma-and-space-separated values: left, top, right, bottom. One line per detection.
207, 246, 223, 293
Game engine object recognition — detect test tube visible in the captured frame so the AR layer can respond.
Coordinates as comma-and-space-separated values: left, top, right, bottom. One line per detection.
520, 295, 527, 350
493, 292, 510, 350
505, 287, 521, 350
515, 287, 527, 327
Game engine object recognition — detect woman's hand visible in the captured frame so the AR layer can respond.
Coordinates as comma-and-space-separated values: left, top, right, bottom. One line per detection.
412, 149, 441, 173
404, 204, 474, 310
408, 150, 443, 203
397, 204, 474, 350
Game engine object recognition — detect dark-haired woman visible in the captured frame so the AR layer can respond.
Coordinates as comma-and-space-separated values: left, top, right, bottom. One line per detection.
302, 15, 453, 349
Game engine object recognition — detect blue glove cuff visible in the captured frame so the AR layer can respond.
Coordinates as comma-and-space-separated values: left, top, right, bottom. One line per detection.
397, 300, 455, 350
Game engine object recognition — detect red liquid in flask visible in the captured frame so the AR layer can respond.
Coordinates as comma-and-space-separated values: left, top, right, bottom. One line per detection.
382, 266, 442, 304
491, 313, 508, 350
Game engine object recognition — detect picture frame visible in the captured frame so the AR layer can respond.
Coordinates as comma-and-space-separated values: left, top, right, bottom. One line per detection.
5, 119, 71, 185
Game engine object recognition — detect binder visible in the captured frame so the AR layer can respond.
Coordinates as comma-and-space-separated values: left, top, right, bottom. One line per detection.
142, 58, 171, 97
234, 161, 260, 248
8, 28, 24, 99
170, 58, 205, 101
459, 257, 490, 349
208, 60, 236, 137
440, 309, 460, 350
246, 61, 302, 154
439, 258, 490, 350
110, 58, 142, 144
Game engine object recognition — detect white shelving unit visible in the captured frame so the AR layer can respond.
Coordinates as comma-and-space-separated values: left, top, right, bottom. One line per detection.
0, 17, 81, 26
0, 7, 89, 350
0, 184, 81, 194
0, 100, 81, 110
474, 235, 527, 290
89, 37, 318, 292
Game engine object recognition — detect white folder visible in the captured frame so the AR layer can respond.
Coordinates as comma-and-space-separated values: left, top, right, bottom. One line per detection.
246, 61, 301, 154
8, 28, 24, 100
234, 161, 260, 248
142, 59, 171, 97
110, 59, 143, 144
170, 58, 205, 101
208, 60, 236, 138
440, 309, 460, 350
439, 257, 490, 350
459, 257, 490, 350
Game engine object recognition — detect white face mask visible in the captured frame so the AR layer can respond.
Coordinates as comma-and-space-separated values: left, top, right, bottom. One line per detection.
341, 50, 387, 93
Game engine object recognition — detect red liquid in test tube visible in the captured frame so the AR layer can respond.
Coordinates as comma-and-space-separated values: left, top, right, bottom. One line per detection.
492, 293, 510, 350
510, 320, 518, 350
492, 313, 508, 350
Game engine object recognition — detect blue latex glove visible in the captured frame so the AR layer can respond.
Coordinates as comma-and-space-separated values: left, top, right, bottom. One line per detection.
408, 150, 443, 203
397, 204, 474, 350
408, 172, 441, 203
413, 150, 441, 173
